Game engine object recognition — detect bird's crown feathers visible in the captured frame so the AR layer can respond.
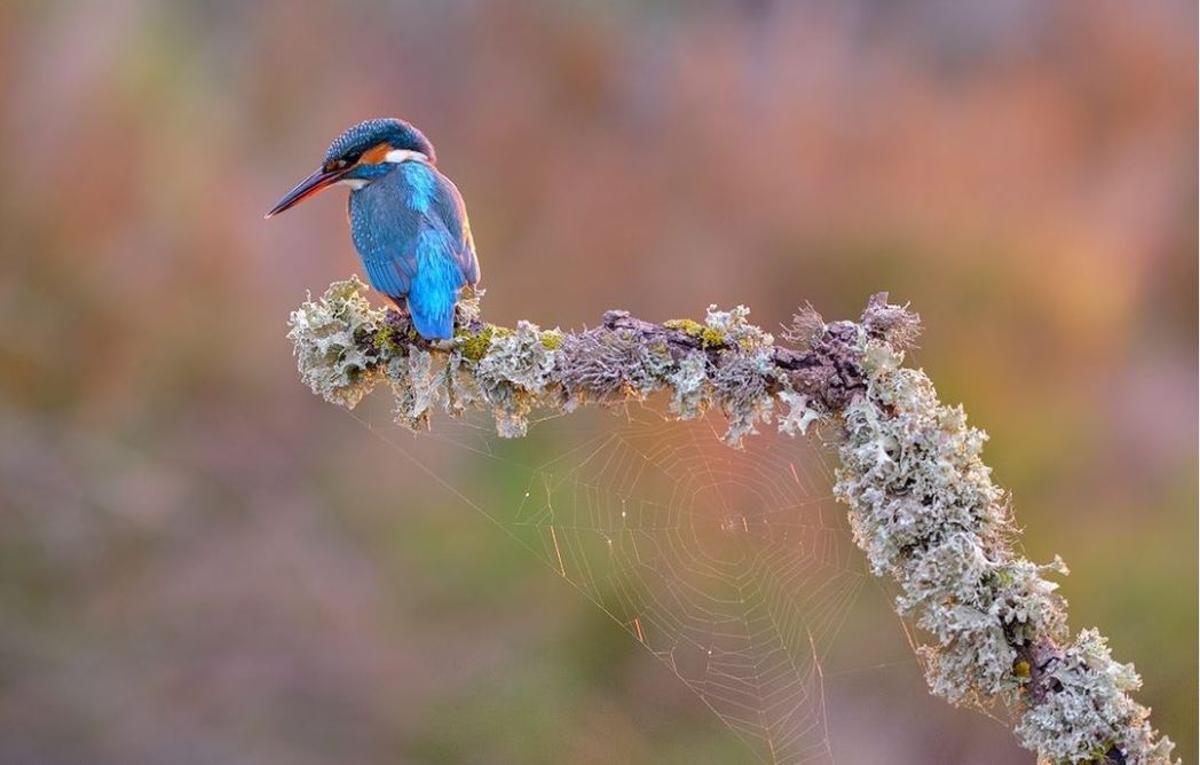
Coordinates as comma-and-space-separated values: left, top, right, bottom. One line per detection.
324, 118, 436, 166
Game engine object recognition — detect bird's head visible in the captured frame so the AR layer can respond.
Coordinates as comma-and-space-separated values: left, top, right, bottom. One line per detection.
265, 118, 437, 218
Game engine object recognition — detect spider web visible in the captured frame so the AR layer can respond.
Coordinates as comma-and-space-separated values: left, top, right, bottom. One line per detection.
349, 399, 873, 764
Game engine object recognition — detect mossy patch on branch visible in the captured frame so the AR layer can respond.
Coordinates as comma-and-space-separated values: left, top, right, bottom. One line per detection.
456, 324, 497, 362
665, 318, 726, 348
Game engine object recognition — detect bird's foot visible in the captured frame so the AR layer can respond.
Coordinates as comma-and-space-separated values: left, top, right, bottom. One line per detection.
385, 306, 411, 327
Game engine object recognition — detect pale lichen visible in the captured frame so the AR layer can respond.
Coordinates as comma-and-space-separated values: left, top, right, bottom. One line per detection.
666, 350, 711, 420
782, 303, 825, 350
286, 280, 1176, 764
1015, 630, 1176, 764
558, 327, 669, 405
776, 389, 823, 437
833, 304, 1175, 764
475, 320, 558, 437
703, 305, 780, 446
713, 349, 776, 447
704, 304, 773, 349
389, 349, 448, 431
286, 276, 388, 408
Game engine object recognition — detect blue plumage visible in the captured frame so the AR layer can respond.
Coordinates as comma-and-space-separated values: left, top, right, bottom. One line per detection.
266, 118, 479, 341
349, 159, 478, 339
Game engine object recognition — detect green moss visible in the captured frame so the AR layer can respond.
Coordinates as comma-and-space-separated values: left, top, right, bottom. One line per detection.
539, 330, 563, 351
1081, 741, 1118, 764
455, 323, 519, 361
457, 325, 496, 362
700, 328, 725, 348
664, 318, 704, 336
374, 327, 400, 355
665, 319, 725, 349
990, 568, 1014, 588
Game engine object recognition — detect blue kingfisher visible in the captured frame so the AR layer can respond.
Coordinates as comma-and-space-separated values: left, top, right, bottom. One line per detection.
267, 118, 480, 340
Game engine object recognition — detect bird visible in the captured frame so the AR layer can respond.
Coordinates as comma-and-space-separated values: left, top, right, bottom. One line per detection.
266, 118, 480, 340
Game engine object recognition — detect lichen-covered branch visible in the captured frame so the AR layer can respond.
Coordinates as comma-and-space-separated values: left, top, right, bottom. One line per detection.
287, 277, 1176, 764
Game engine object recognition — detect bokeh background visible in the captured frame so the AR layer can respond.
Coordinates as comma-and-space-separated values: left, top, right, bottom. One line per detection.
1, 1, 1195, 763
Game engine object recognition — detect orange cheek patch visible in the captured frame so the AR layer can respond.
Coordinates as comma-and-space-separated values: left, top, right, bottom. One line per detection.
360, 143, 393, 165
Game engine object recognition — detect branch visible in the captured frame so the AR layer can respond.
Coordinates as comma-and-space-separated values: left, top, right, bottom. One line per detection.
287, 277, 1176, 764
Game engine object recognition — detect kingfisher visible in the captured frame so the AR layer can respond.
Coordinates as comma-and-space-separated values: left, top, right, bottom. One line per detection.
266, 118, 480, 340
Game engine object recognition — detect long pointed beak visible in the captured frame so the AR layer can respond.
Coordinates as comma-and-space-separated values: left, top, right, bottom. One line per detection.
264, 166, 348, 219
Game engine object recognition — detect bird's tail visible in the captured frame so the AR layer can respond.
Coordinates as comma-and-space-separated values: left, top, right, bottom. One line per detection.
408, 230, 466, 341
410, 298, 455, 340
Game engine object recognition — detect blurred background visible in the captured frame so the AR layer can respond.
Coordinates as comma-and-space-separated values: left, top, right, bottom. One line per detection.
1, 1, 1195, 763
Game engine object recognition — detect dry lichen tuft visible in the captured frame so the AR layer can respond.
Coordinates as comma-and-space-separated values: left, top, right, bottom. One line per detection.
833, 300, 1174, 764
287, 276, 389, 408
1015, 630, 1176, 763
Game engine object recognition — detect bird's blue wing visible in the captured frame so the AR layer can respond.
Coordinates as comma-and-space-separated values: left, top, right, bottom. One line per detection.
348, 163, 479, 339
426, 170, 480, 286
349, 177, 420, 298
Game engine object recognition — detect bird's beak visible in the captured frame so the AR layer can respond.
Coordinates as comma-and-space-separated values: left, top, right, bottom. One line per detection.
264, 166, 349, 218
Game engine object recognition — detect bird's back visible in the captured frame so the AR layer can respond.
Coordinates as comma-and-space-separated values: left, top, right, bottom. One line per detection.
349, 162, 479, 339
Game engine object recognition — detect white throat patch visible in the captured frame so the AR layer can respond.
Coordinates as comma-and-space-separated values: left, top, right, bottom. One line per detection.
383, 149, 430, 164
